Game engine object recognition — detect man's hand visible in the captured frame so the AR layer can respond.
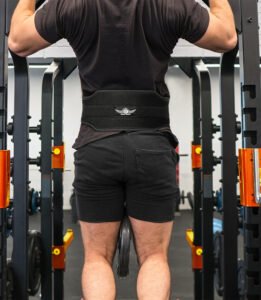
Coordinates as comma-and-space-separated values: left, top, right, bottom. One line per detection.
195, 0, 237, 52
8, 0, 50, 57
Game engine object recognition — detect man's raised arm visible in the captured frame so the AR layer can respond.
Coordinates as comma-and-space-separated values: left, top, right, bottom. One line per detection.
195, 0, 237, 52
8, 0, 50, 57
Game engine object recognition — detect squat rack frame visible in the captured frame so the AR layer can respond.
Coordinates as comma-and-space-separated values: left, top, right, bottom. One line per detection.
170, 57, 216, 299
2, 0, 261, 299
11, 56, 76, 300
0, 1, 9, 298
238, 0, 261, 298
182, 0, 261, 298
0, 0, 77, 299
194, 60, 214, 300
191, 59, 203, 300
219, 46, 239, 300
40, 59, 77, 300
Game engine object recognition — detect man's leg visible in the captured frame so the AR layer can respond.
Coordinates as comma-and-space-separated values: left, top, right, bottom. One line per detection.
129, 217, 173, 300
124, 132, 177, 299
73, 137, 126, 299
79, 221, 121, 300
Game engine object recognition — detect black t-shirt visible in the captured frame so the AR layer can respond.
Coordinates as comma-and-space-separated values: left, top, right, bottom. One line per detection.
35, 0, 209, 149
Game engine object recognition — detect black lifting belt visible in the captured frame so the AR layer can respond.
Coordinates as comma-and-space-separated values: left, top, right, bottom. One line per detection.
81, 90, 170, 131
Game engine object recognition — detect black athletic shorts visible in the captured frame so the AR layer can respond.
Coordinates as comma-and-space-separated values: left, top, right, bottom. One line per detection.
73, 131, 179, 223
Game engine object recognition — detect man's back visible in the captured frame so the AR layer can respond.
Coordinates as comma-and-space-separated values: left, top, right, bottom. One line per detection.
35, 0, 209, 97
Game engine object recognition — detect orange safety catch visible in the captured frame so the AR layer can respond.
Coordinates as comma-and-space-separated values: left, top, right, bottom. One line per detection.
191, 144, 202, 169
0, 151, 10, 208
52, 145, 65, 170
186, 229, 203, 270
238, 148, 261, 207
52, 229, 74, 270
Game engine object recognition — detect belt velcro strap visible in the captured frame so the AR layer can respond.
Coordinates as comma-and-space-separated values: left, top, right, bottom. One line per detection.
81, 90, 170, 131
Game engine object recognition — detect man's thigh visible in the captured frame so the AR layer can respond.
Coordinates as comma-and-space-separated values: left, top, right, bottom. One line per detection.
129, 217, 174, 264
80, 221, 121, 264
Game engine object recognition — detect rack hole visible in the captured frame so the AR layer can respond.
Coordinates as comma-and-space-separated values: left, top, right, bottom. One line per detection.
242, 84, 256, 99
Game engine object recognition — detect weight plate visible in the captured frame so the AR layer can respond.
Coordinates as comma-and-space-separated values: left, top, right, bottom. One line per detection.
180, 190, 185, 204
213, 231, 223, 297
70, 190, 78, 224
28, 189, 33, 215
174, 188, 181, 212
6, 207, 14, 237
28, 230, 42, 296
187, 192, 194, 210
6, 259, 14, 300
31, 190, 39, 214
215, 189, 223, 211
28, 189, 40, 215
117, 217, 132, 278
237, 259, 245, 297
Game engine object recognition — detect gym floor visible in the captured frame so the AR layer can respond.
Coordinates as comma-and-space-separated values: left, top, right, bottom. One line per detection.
10, 210, 222, 300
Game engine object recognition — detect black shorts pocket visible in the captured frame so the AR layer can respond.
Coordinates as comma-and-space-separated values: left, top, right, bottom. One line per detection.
135, 149, 177, 197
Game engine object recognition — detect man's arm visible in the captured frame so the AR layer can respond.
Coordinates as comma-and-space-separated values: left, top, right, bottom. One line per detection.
195, 0, 237, 52
8, 0, 50, 57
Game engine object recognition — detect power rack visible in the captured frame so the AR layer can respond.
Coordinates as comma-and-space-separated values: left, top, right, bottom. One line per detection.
1, 0, 261, 299
183, 0, 261, 298
169, 57, 216, 299
40, 59, 77, 300
194, 60, 215, 300
238, 0, 261, 298
191, 61, 202, 300
0, 0, 9, 298
219, 46, 239, 300
0, 0, 77, 299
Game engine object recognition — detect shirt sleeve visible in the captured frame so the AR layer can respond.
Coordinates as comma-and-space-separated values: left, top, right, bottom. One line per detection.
34, 0, 62, 44
168, 0, 210, 43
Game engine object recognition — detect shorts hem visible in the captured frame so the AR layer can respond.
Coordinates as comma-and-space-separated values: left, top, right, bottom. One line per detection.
77, 217, 123, 223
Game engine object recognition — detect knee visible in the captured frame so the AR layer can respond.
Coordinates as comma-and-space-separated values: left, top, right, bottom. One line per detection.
137, 250, 168, 266
84, 249, 115, 266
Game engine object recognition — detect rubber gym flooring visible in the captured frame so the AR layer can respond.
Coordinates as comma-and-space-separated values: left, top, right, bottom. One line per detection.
10, 210, 223, 300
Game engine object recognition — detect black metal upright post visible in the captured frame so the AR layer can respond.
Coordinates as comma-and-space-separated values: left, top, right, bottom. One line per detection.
0, 1, 8, 298
194, 60, 214, 300
171, 58, 204, 300
0, 2, 8, 150
41, 61, 61, 300
8, 1, 46, 299
191, 63, 203, 300
53, 60, 64, 299
239, 0, 261, 298
220, 47, 239, 300
11, 53, 30, 300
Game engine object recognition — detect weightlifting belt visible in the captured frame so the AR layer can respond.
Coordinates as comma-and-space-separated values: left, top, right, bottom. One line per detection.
81, 90, 170, 131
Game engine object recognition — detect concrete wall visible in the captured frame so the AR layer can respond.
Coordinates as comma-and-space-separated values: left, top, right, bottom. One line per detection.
7, 65, 242, 209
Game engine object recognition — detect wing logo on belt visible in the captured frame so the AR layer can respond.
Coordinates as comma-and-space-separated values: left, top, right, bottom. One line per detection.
115, 107, 137, 116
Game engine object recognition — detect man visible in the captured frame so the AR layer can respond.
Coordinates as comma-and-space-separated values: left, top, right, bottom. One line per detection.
9, 0, 236, 299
